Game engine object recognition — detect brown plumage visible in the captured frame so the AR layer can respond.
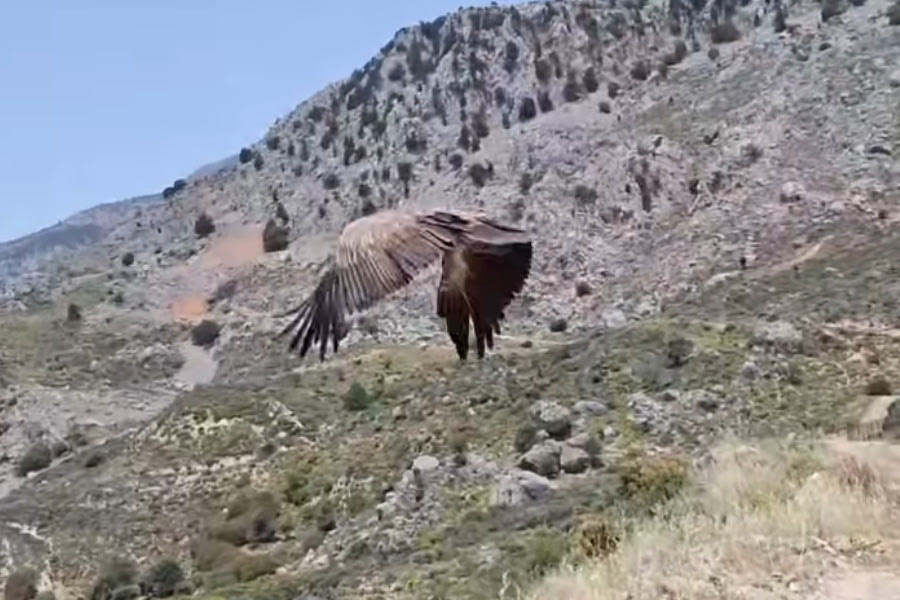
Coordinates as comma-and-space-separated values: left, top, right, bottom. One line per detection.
275, 208, 533, 361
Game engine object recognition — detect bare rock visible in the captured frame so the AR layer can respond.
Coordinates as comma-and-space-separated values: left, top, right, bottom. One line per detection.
890, 69, 900, 88
560, 444, 591, 474
412, 455, 440, 473
752, 320, 803, 353
529, 401, 572, 438
602, 309, 628, 329
567, 432, 603, 460
626, 392, 666, 433
779, 181, 805, 203
262, 219, 290, 253
741, 361, 763, 380
490, 469, 555, 507
684, 389, 720, 412
573, 400, 608, 417
518, 440, 562, 478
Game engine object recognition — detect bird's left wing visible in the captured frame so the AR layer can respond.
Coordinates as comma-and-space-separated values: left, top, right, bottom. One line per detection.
275, 210, 456, 360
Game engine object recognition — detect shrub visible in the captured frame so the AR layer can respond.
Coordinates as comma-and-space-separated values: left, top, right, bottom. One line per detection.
323, 173, 341, 190
493, 85, 506, 107
120, 252, 134, 267
574, 184, 598, 205
618, 453, 689, 515
190, 320, 221, 348
468, 163, 492, 188
141, 559, 184, 598
17, 442, 52, 477
864, 375, 892, 396
534, 58, 552, 82
4, 568, 38, 600
405, 132, 427, 153
83, 450, 105, 469
307, 105, 326, 122
773, 5, 788, 31
514, 422, 539, 453
262, 219, 289, 253
358, 182, 372, 198
397, 162, 413, 197
344, 382, 371, 411
360, 199, 377, 217
194, 213, 215, 238
608, 81, 621, 98
887, 0, 900, 23
472, 115, 489, 138
449, 153, 463, 170
209, 490, 280, 547
710, 21, 741, 43
538, 90, 553, 113
630, 60, 651, 80
387, 63, 405, 81
524, 528, 568, 575
503, 40, 519, 73
67, 302, 82, 322
458, 124, 471, 151
563, 77, 582, 102
397, 162, 413, 183
518, 96, 537, 122
663, 40, 689, 65
519, 172, 534, 194
265, 136, 280, 151
89, 557, 139, 600
253, 154, 264, 171
583, 67, 599, 93
238, 148, 253, 163
275, 201, 289, 223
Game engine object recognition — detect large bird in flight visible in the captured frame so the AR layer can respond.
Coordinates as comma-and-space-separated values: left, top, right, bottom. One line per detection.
275, 208, 533, 362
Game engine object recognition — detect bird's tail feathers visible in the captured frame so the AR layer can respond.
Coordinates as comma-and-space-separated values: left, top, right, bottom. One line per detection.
437, 282, 471, 360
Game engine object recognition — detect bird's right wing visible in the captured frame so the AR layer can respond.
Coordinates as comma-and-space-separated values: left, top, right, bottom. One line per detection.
275, 210, 458, 360
436, 214, 533, 359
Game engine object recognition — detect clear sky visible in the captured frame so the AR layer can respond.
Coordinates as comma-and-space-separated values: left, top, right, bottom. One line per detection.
0, 1, 494, 243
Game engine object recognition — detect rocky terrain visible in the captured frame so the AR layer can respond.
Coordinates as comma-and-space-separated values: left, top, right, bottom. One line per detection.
1, 0, 900, 598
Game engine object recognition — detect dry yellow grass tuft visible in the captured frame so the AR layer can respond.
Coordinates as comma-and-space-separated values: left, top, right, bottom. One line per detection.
523, 435, 900, 600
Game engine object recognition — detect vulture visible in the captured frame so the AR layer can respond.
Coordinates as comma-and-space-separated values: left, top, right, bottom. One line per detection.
275, 208, 533, 362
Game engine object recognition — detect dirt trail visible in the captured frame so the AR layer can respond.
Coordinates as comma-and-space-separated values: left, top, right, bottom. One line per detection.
173, 341, 218, 389
813, 570, 900, 600
164, 225, 273, 386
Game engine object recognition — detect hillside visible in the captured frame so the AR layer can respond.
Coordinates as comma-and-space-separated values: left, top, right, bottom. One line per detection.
1, 0, 899, 598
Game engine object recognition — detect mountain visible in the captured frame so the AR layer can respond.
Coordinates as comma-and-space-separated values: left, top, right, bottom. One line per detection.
1, 0, 899, 598
0, 152, 239, 303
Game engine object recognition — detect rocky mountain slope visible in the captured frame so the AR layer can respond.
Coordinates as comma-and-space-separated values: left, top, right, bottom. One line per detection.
1, 0, 899, 598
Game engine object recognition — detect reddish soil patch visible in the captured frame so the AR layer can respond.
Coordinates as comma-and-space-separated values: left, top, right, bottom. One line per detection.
167, 224, 267, 323
199, 224, 265, 269
170, 295, 208, 323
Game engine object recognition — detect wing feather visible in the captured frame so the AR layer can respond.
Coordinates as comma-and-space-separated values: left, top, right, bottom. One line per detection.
277, 208, 533, 362
276, 210, 455, 360
435, 216, 533, 360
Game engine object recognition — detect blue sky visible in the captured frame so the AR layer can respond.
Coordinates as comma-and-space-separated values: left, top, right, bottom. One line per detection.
0, 1, 494, 243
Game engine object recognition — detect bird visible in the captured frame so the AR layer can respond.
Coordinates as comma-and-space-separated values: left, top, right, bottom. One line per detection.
275, 208, 533, 362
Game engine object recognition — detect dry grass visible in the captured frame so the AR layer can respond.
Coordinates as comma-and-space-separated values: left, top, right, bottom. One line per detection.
522, 435, 900, 600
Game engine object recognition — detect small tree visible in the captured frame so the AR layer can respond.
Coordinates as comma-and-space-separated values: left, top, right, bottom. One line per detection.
194, 213, 215, 238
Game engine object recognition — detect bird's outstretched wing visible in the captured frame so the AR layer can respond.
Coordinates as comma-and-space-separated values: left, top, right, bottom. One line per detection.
276, 209, 458, 360
437, 215, 533, 360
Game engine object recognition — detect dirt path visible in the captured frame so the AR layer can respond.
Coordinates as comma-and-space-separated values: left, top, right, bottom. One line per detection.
812, 570, 900, 600
173, 341, 218, 389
